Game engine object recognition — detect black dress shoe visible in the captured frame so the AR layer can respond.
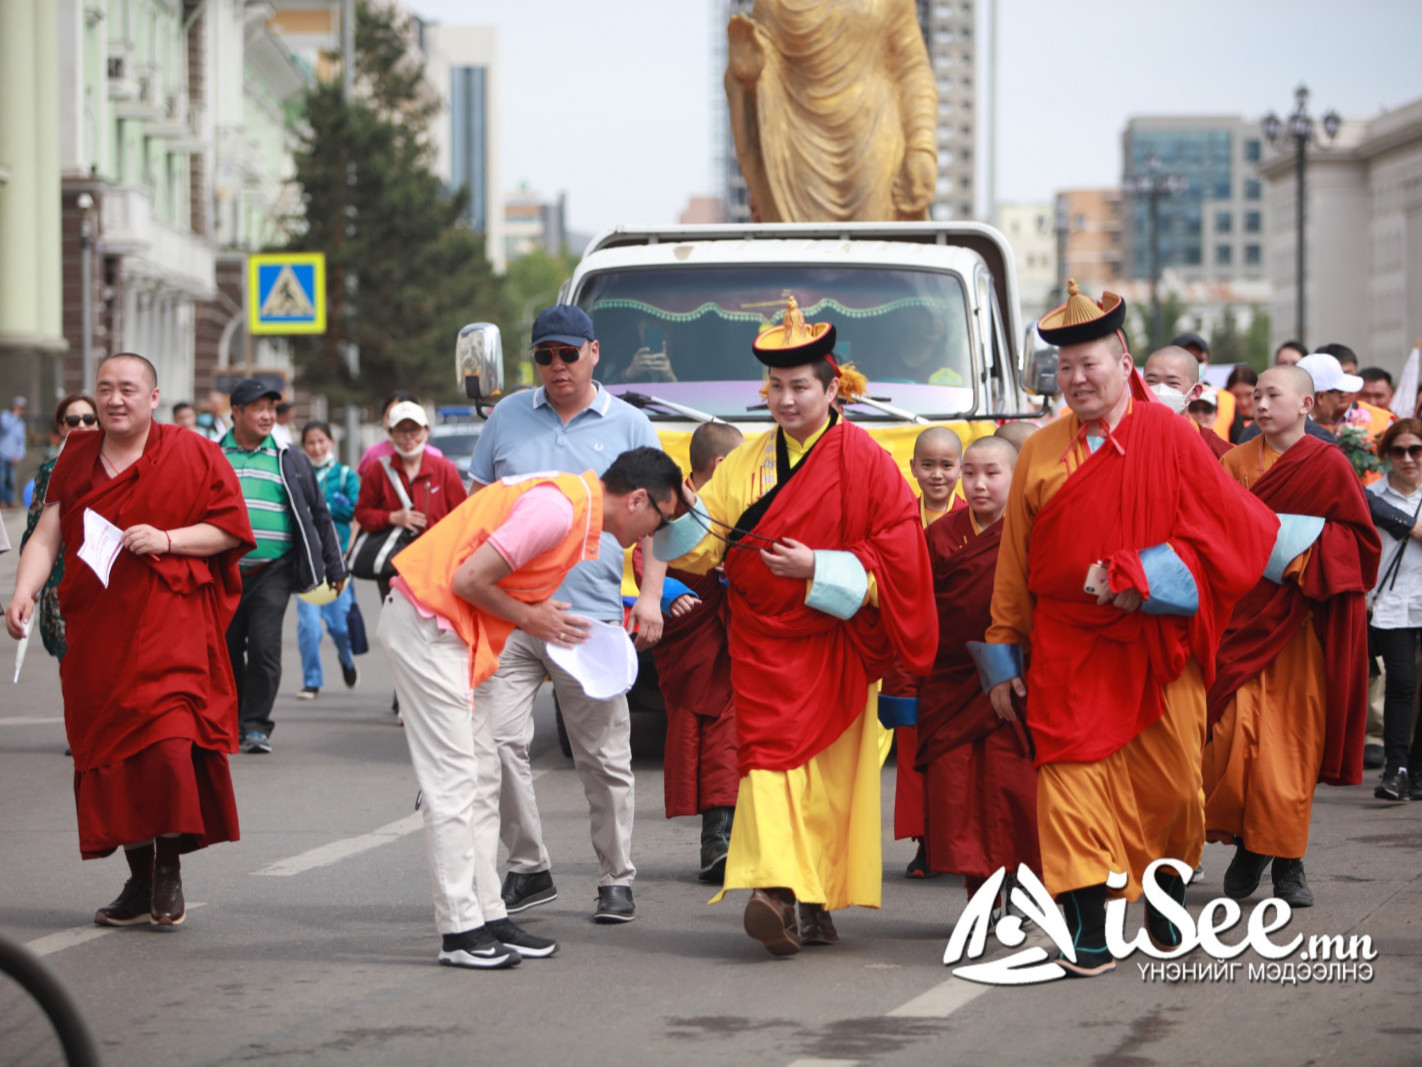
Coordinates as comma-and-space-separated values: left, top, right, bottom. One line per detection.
1271, 857, 1313, 908
1375, 766, 1409, 802
500, 870, 557, 914
1222, 842, 1272, 900
1363, 744, 1385, 770
743, 888, 799, 956
150, 865, 186, 926
799, 902, 839, 946
594, 885, 635, 923
95, 878, 152, 927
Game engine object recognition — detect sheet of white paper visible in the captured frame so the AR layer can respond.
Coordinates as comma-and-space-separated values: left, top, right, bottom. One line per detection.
545, 620, 639, 700
77, 507, 125, 588
12, 615, 29, 684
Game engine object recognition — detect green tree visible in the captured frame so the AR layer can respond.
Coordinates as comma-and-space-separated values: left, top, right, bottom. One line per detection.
284, 0, 507, 407
1209, 306, 1244, 366
501, 249, 580, 384
1243, 306, 1271, 370
1131, 292, 1186, 355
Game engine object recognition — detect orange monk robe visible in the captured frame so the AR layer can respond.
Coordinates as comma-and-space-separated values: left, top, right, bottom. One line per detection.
987, 401, 1276, 900
888, 497, 963, 841
1203, 436, 1379, 858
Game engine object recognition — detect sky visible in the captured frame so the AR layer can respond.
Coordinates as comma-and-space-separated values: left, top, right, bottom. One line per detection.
410, 0, 1422, 235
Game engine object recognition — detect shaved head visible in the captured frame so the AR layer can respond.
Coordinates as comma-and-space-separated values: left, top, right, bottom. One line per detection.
913, 425, 962, 459
99, 352, 158, 389
964, 434, 1018, 469
1260, 365, 1315, 399
994, 421, 1037, 449
1143, 346, 1200, 389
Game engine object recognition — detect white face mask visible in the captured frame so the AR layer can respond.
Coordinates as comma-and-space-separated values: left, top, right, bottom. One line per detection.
392, 443, 425, 459
1150, 383, 1189, 415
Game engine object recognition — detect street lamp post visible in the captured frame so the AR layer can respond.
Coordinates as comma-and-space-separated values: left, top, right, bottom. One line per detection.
1123, 156, 1187, 350
77, 193, 94, 388
1263, 85, 1341, 343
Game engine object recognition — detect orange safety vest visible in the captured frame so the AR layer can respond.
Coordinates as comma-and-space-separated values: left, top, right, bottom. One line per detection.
393, 470, 603, 687
1210, 386, 1236, 442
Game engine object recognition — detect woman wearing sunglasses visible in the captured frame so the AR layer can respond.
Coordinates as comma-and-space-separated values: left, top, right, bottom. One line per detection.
1366, 418, 1422, 801
19, 394, 99, 661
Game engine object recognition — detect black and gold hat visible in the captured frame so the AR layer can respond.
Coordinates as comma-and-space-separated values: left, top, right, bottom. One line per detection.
1037, 279, 1127, 347
753, 296, 837, 368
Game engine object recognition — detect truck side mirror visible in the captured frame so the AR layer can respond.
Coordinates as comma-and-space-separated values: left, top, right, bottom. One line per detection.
456, 323, 504, 409
1021, 327, 1060, 397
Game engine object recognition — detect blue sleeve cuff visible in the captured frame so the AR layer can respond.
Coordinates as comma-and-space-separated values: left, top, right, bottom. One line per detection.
660, 576, 696, 614
966, 641, 1024, 693
1264, 514, 1325, 583
805, 550, 869, 620
878, 695, 919, 729
1139, 543, 1199, 616
652, 497, 711, 562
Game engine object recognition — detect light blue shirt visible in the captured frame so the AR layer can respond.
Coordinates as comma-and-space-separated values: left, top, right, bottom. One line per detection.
0, 409, 25, 462
469, 383, 659, 621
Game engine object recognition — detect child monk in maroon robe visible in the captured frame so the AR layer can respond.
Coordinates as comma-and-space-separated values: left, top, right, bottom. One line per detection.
918, 436, 1040, 901
6, 354, 253, 927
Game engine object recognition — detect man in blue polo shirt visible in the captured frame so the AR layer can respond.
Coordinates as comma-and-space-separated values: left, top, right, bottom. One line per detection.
469, 305, 667, 924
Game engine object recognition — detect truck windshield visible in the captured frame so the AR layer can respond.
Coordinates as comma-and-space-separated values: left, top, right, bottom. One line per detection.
574, 266, 973, 421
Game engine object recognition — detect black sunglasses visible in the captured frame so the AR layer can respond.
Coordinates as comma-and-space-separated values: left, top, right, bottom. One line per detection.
644, 496, 674, 532
1388, 444, 1422, 460
63, 414, 97, 428
533, 345, 582, 366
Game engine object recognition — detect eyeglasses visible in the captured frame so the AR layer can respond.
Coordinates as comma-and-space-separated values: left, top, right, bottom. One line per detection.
533, 345, 582, 366
644, 496, 675, 532
63, 414, 98, 428
1387, 444, 1422, 460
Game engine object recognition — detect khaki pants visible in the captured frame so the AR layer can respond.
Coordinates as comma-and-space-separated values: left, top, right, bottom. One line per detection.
377, 592, 505, 933
475, 627, 636, 886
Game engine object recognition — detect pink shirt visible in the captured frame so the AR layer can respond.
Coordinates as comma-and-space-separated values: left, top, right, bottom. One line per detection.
395, 485, 575, 631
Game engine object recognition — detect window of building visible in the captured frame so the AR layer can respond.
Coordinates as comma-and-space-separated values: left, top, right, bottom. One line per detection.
935, 29, 952, 43
1245, 179, 1261, 199
1216, 211, 1232, 233
1183, 245, 1202, 266
1245, 139, 1261, 162
1245, 211, 1261, 232
937, 177, 951, 194
1245, 244, 1262, 265
961, 201, 973, 216
1213, 178, 1231, 199
1216, 244, 1233, 265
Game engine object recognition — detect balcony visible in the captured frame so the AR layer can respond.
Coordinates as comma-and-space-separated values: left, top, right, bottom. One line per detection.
107, 39, 137, 101
145, 88, 189, 138
102, 184, 216, 300
114, 64, 164, 121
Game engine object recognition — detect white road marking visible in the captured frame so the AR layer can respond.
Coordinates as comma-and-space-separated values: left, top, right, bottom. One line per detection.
26, 904, 207, 957
252, 768, 552, 877
252, 813, 424, 876
886, 976, 990, 1018
0, 717, 65, 726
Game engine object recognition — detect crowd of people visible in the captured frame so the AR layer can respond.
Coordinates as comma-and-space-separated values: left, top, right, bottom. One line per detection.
2, 283, 1416, 976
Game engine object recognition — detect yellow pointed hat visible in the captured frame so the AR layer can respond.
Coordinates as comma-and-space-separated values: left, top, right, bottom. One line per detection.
1037, 279, 1127, 346
753, 296, 837, 368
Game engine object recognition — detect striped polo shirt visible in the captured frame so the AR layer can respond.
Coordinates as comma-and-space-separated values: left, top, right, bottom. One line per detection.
221, 430, 293, 568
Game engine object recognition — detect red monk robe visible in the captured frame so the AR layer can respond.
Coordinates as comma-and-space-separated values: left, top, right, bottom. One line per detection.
990, 401, 1277, 898
917, 506, 1040, 889
1205, 435, 1379, 855
648, 564, 738, 817
1199, 422, 1232, 460
888, 497, 963, 844
47, 424, 253, 858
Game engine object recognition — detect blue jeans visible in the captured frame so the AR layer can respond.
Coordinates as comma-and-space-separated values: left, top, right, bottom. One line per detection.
296, 583, 355, 689
0, 459, 15, 506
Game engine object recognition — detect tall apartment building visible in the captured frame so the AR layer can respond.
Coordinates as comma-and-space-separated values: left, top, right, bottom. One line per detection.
1054, 188, 1125, 292
994, 202, 1056, 320
717, 0, 976, 223
1121, 116, 1268, 286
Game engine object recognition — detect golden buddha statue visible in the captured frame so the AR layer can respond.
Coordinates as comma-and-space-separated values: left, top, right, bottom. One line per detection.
725, 0, 939, 223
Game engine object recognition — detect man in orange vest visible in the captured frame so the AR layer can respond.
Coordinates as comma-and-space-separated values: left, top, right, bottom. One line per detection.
376, 447, 683, 970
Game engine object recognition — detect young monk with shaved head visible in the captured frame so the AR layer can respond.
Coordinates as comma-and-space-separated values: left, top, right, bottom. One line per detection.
1143, 347, 1231, 459
918, 436, 1041, 904
1205, 365, 1380, 907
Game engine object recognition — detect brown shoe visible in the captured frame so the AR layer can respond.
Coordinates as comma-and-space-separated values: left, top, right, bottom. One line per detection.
150, 865, 186, 926
95, 878, 153, 926
743, 889, 800, 957
799, 902, 839, 946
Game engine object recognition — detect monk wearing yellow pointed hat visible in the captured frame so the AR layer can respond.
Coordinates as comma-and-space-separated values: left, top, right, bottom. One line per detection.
971, 281, 1278, 976
652, 297, 937, 957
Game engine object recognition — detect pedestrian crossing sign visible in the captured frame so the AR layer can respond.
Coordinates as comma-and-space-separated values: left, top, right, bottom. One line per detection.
248, 253, 327, 335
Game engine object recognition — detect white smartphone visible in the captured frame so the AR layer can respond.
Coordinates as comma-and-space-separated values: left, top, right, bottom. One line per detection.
1083, 561, 1110, 597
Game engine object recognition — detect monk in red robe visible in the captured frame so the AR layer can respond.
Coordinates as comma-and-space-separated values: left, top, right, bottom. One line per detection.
655, 297, 936, 956
885, 425, 963, 878
977, 282, 1277, 976
918, 436, 1040, 902
7, 353, 253, 927
1143, 346, 1232, 460
1205, 365, 1380, 907
647, 420, 745, 883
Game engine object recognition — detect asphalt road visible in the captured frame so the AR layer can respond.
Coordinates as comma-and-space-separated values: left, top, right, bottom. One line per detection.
1, 509, 1420, 1067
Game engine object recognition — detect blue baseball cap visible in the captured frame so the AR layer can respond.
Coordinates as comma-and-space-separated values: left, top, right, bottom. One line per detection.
531, 305, 595, 348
